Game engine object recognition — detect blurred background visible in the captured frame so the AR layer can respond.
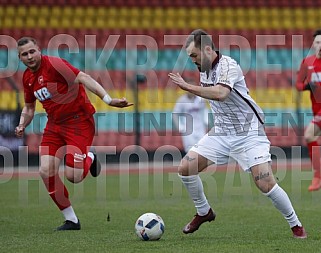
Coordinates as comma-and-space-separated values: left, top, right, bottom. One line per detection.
0, 0, 320, 165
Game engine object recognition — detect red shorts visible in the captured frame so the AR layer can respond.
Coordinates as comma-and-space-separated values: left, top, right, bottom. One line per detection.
40, 115, 95, 169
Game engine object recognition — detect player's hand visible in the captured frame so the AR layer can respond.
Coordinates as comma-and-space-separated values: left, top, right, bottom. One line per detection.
305, 82, 317, 92
109, 97, 133, 108
168, 73, 189, 91
15, 125, 25, 138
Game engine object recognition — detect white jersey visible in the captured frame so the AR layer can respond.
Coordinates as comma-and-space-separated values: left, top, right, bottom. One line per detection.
200, 53, 264, 135
173, 95, 208, 152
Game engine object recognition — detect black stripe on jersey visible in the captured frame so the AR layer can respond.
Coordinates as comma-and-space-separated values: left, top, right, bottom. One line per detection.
232, 88, 264, 125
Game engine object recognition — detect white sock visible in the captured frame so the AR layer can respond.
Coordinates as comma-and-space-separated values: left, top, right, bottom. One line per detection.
179, 174, 210, 216
62, 206, 78, 223
263, 184, 302, 228
88, 152, 94, 162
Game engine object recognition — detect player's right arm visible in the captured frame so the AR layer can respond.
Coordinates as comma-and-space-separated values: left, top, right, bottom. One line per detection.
296, 59, 314, 91
15, 101, 36, 138
75, 71, 133, 108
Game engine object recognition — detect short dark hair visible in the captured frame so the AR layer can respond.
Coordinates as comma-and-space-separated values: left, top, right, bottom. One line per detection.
17, 37, 38, 47
313, 29, 321, 38
185, 29, 215, 50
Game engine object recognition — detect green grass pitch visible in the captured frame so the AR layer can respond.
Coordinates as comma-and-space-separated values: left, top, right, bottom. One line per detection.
0, 166, 320, 252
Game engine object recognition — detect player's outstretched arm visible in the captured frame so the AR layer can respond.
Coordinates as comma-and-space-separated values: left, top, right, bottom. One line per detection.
15, 102, 36, 138
75, 71, 133, 108
168, 72, 230, 101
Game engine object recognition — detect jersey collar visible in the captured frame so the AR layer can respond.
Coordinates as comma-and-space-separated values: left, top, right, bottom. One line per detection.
204, 51, 221, 78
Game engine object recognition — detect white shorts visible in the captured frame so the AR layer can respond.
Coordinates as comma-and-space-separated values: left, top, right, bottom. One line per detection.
190, 129, 271, 172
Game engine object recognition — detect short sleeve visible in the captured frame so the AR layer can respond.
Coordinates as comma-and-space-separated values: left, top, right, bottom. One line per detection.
48, 56, 80, 84
217, 58, 239, 89
22, 72, 36, 103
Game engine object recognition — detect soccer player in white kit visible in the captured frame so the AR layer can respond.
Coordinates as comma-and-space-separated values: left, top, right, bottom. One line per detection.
168, 29, 307, 238
173, 81, 208, 153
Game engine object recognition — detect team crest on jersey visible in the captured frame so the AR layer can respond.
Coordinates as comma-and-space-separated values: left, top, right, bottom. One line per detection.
211, 71, 216, 83
38, 76, 44, 85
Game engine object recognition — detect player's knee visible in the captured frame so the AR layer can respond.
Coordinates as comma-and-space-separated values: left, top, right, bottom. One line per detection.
256, 178, 276, 193
39, 165, 51, 178
178, 164, 187, 176
178, 159, 192, 176
304, 127, 318, 143
304, 133, 316, 143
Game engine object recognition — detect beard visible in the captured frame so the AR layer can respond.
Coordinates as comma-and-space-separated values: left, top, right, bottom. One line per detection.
197, 58, 212, 73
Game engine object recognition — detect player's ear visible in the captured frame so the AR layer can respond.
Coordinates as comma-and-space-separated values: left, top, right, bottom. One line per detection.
204, 45, 212, 57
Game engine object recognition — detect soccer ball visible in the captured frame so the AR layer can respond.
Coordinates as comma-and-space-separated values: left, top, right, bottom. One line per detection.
134, 213, 165, 241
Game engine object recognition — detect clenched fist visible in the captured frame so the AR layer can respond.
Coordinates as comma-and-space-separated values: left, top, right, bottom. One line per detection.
15, 125, 25, 138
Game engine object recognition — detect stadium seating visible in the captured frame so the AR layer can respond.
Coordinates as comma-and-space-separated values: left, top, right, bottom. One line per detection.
0, 1, 316, 152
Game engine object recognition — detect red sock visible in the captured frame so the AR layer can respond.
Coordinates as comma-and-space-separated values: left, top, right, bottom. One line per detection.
82, 156, 93, 179
42, 175, 71, 210
307, 141, 321, 178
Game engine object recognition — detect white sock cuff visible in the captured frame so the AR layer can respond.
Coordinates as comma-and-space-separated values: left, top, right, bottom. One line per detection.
263, 183, 279, 197
178, 174, 198, 181
88, 152, 94, 161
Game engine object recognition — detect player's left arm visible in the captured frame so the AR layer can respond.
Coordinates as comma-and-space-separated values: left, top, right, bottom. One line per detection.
75, 71, 133, 108
169, 58, 238, 101
169, 73, 231, 101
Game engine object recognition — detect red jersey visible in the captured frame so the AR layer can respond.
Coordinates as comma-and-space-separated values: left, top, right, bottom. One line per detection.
23, 55, 95, 123
296, 55, 321, 115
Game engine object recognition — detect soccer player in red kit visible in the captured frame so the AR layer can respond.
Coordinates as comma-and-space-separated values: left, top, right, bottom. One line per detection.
296, 29, 321, 191
15, 37, 133, 230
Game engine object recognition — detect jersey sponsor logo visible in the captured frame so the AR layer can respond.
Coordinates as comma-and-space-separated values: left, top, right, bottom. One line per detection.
311, 72, 321, 82
308, 66, 314, 69
73, 153, 86, 163
34, 87, 52, 101
28, 83, 32, 86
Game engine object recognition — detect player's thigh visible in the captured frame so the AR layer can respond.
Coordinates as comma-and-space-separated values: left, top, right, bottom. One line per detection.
41, 124, 66, 160
64, 117, 95, 169
231, 131, 271, 172
40, 126, 64, 177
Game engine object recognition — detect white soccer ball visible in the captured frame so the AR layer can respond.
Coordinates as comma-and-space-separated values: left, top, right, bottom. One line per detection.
135, 213, 165, 241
